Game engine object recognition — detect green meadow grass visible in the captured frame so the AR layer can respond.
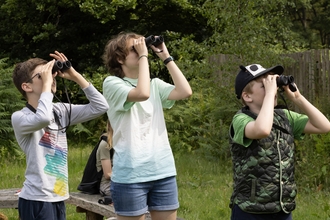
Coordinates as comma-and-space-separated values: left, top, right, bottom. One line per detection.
1, 146, 330, 220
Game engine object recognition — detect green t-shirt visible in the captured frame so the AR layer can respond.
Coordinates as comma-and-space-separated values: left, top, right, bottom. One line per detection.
232, 109, 309, 147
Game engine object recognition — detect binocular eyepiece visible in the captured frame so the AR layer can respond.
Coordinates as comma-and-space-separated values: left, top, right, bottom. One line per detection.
52, 60, 72, 74
276, 75, 297, 92
145, 35, 164, 47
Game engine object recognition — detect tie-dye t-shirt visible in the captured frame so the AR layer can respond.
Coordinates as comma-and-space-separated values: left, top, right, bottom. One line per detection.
103, 76, 177, 183
11, 84, 108, 202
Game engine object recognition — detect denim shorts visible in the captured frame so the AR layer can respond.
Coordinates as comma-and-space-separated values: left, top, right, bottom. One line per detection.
110, 176, 179, 216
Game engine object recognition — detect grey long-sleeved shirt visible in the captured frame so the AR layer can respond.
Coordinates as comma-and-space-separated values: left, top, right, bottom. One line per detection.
11, 84, 109, 202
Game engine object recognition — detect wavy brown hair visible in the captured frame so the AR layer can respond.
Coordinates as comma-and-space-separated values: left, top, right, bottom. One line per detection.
102, 32, 142, 78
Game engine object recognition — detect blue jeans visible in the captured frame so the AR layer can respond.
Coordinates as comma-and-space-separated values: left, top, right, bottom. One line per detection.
18, 198, 66, 220
110, 176, 179, 216
231, 205, 292, 220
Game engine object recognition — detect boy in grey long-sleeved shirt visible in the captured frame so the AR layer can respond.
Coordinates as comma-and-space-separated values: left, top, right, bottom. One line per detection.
11, 51, 109, 220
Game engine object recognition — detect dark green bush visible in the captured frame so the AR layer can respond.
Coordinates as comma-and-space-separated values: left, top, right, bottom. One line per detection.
0, 58, 25, 158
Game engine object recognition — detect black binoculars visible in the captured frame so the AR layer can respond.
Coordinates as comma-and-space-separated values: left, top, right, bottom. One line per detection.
52, 60, 72, 74
145, 35, 164, 47
276, 75, 297, 92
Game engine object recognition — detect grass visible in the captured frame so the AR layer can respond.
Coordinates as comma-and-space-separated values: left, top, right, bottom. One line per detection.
1, 146, 330, 220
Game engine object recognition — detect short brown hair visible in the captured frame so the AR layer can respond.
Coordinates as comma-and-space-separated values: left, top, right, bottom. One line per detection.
12, 58, 47, 99
102, 32, 142, 78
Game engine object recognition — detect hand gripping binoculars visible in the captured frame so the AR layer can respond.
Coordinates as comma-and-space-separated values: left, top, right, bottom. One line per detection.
52, 60, 72, 74
276, 75, 297, 92
145, 35, 164, 47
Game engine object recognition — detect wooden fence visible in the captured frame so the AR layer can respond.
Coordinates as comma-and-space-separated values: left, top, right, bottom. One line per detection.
209, 49, 330, 109
284, 49, 330, 102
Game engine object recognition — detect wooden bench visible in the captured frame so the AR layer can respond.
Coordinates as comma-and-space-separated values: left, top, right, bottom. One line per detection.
0, 189, 116, 219
0, 188, 20, 209
67, 192, 116, 220
0, 189, 183, 220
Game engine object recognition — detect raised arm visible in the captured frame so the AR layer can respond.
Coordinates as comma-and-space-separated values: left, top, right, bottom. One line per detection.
151, 41, 192, 101
284, 85, 330, 134
126, 37, 151, 102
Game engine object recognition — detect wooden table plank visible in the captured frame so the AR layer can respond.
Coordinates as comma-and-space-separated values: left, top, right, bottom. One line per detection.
66, 192, 116, 218
0, 188, 19, 209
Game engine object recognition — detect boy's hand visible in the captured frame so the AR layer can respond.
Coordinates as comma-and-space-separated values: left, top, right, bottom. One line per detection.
37, 59, 56, 93
49, 51, 80, 81
39, 59, 56, 83
283, 83, 301, 101
49, 51, 89, 88
263, 74, 278, 97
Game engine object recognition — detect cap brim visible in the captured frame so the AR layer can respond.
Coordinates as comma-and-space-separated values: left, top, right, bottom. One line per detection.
253, 65, 284, 79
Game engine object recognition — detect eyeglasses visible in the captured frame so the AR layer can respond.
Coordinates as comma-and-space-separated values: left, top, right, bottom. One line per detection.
26, 73, 41, 83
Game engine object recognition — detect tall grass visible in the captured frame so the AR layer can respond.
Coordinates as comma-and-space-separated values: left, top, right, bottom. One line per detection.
1, 146, 330, 219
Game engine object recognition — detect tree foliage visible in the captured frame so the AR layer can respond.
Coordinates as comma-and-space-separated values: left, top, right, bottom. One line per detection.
203, 0, 311, 65
0, 59, 25, 158
0, 0, 210, 72
288, 0, 330, 48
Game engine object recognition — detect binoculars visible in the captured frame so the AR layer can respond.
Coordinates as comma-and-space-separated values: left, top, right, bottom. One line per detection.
52, 60, 72, 74
276, 75, 297, 92
145, 35, 164, 47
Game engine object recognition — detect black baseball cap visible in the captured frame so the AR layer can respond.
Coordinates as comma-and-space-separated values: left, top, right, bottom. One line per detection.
235, 64, 284, 99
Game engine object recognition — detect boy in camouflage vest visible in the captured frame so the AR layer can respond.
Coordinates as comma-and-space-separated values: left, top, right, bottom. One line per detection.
229, 64, 330, 220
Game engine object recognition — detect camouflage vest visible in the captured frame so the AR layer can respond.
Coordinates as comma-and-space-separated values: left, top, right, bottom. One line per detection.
229, 107, 296, 214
